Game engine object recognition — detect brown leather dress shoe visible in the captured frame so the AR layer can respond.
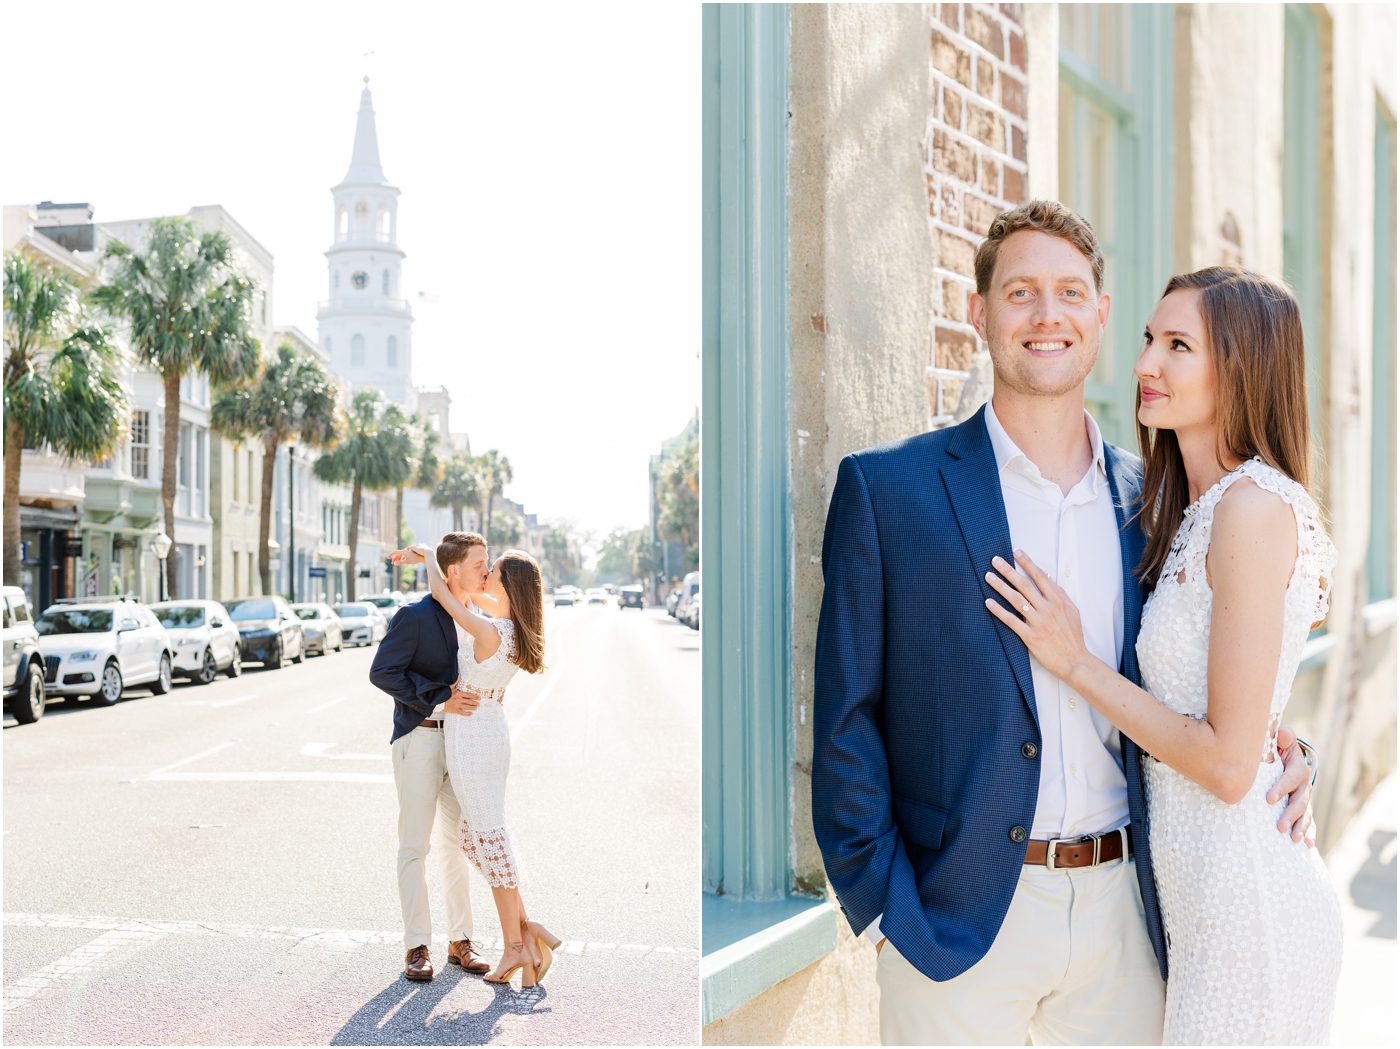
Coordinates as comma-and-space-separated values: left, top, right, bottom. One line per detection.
404, 945, 433, 982
448, 939, 491, 974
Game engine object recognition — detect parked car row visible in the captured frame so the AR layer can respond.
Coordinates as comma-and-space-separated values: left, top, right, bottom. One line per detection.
3, 587, 404, 724
668, 572, 700, 623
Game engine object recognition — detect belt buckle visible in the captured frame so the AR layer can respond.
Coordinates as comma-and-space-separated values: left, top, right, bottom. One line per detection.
1045, 833, 1095, 871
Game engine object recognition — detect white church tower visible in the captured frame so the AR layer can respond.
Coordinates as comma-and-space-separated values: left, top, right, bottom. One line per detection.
318, 79, 415, 408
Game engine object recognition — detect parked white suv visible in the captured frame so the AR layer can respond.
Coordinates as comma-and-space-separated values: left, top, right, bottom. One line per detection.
35, 598, 174, 705
151, 600, 243, 684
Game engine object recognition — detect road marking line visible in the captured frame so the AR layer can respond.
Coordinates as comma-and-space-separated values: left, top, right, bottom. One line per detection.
3, 913, 699, 960
3, 923, 168, 1013
509, 614, 584, 743
146, 740, 237, 778
307, 696, 348, 713
147, 771, 394, 784
300, 742, 391, 761
211, 694, 257, 709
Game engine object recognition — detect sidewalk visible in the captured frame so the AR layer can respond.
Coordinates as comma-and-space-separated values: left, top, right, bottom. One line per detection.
1325, 773, 1396, 1046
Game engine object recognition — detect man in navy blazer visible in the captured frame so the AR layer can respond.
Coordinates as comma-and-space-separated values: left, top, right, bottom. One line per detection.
811, 202, 1316, 1044
370, 532, 491, 983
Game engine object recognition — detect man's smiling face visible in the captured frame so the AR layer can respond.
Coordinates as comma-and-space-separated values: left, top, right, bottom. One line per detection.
970, 229, 1111, 399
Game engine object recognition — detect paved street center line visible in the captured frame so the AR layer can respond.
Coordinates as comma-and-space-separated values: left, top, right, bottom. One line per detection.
307, 695, 348, 713
510, 613, 584, 743
148, 771, 394, 783
211, 694, 257, 709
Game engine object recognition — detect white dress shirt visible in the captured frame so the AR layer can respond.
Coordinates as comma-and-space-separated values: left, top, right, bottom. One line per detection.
865, 405, 1130, 946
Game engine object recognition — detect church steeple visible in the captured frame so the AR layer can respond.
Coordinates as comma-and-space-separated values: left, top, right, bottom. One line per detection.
340, 78, 388, 187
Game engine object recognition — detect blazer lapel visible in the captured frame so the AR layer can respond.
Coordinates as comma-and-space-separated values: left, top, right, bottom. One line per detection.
430, 597, 460, 668
940, 406, 1039, 728
1103, 444, 1146, 684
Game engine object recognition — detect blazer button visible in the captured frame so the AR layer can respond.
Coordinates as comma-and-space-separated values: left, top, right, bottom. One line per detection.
1009, 825, 1027, 844
1021, 741, 1039, 759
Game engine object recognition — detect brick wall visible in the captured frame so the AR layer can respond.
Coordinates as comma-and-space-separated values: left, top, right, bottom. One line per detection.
925, 3, 1029, 423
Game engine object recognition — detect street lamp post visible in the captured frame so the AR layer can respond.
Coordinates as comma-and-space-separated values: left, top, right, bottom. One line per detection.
287, 440, 297, 604
151, 531, 173, 603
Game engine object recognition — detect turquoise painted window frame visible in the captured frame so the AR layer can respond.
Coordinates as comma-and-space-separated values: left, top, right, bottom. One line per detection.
701, 5, 838, 1025
1368, 100, 1397, 603
1058, 4, 1175, 449
1283, 4, 1324, 459
701, 1, 792, 906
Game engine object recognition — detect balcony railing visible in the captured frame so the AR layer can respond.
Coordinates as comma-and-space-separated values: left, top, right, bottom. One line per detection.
317, 295, 412, 315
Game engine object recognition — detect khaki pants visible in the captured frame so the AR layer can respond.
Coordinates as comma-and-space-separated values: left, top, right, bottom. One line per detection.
392, 725, 474, 949
878, 858, 1165, 1045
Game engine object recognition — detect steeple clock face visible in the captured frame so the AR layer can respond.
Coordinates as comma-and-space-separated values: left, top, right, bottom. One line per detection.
351, 271, 369, 290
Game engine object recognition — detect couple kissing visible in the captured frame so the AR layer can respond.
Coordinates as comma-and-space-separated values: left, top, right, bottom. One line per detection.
370, 532, 560, 989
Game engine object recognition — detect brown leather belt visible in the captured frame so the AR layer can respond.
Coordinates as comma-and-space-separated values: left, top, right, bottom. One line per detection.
419, 719, 443, 729
1023, 826, 1131, 870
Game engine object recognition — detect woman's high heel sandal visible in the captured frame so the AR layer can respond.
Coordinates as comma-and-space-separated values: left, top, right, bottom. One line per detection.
522, 920, 560, 983
483, 942, 537, 988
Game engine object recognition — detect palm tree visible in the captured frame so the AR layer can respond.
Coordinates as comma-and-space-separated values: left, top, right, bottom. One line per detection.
477, 449, 513, 544
312, 389, 403, 602
91, 217, 259, 597
381, 405, 442, 589
212, 342, 341, 596
431, 452, 483, 532
3, 253, 127, 586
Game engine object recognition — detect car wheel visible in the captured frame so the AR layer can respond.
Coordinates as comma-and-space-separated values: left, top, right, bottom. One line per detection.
97, 661, 124, 705
195, 648, 218, 685
9, 665, 46, 724
227, 647, 243, 677
265, 642, 282, 669
333, 636, 342, 653
151, 654, 173, 694
292, 637, 305, 663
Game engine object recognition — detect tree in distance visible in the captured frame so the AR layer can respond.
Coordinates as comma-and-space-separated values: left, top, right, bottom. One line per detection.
476, 448, 513, 545
92, 218, 259, 597
313, 389, 403, 602
212, 342, 341, 596
431, 452, 483, 533
3, 252, 126, 586
384, 405, 441, 590
657, 437, 699, 571
595, 526, 653, 585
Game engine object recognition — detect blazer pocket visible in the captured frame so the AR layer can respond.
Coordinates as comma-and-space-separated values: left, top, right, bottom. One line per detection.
893, 795, 949, 851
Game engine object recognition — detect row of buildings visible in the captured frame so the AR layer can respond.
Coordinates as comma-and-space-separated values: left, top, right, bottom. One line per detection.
7, 83, 541, 613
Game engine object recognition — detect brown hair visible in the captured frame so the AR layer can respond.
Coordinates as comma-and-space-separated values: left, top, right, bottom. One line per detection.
974, 200, 1105, 298
1136, 267, 1313, 588
436, 532, 485, 574
497, 550, 546, 675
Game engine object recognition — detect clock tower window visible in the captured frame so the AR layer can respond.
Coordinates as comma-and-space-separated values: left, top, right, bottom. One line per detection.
387, 336, 398, 369
351, 334, 365, 367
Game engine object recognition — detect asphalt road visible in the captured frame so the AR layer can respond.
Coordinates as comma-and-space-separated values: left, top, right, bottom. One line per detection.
3, 602, 700, 1045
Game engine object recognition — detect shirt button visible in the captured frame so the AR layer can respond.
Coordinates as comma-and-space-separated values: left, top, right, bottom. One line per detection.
1064, 567, 1072, 577
1009, 825, 1027, 844
1021, 741, 1039, 759
1069, 698, 1077, 710
1071, 763, 1078, 775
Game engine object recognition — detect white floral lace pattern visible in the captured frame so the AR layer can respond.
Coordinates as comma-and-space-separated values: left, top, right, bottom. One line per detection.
444, 618, 525, 888
1137, 458, 1343, 1044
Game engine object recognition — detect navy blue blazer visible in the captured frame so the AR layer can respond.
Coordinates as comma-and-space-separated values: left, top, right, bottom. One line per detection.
811, 404, 1167, 983
369, 596, 460, 744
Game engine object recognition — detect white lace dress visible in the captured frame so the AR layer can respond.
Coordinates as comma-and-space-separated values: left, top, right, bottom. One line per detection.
444, 617, 524, 888
1137, 458, 1343, 1045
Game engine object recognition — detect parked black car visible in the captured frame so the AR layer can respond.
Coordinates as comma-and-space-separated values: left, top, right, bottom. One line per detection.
3, 586, 45, 723
617, 585, 645, 610
223, 596, 305, 668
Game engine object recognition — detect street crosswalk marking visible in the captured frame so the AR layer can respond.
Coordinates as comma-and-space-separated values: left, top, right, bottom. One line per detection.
3, 912, 698, 1006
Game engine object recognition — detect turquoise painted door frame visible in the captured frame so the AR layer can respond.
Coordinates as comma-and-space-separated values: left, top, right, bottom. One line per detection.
701, 3, 792, 902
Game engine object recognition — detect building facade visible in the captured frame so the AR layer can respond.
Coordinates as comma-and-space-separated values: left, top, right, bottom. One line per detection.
700, 4, 1397, 1042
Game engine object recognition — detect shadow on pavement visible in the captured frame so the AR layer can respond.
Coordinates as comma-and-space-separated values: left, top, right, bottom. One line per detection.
1351, 829, 1397, 939
330, 968, 550, 1045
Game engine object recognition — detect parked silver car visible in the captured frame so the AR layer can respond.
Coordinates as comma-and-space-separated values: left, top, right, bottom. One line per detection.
333, 602, 387, 646
152, 600, 243, 684
361, 592, 407, 622
291, 603, 344, 655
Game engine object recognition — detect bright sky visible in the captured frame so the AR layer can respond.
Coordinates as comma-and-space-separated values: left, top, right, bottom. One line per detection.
4, 1, 700, 549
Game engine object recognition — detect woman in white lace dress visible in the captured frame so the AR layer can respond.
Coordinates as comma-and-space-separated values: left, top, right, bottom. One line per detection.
410, 543, 561, 989
983, 267, 1342, 1044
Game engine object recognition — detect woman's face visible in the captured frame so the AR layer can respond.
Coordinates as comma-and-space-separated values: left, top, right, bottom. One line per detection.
1134, 288, 1216, 434
485, 560, 506, 600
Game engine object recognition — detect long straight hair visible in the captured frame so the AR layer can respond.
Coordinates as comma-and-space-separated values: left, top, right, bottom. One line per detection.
1136, 267, 1313, 589
497, 550, 547, 674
